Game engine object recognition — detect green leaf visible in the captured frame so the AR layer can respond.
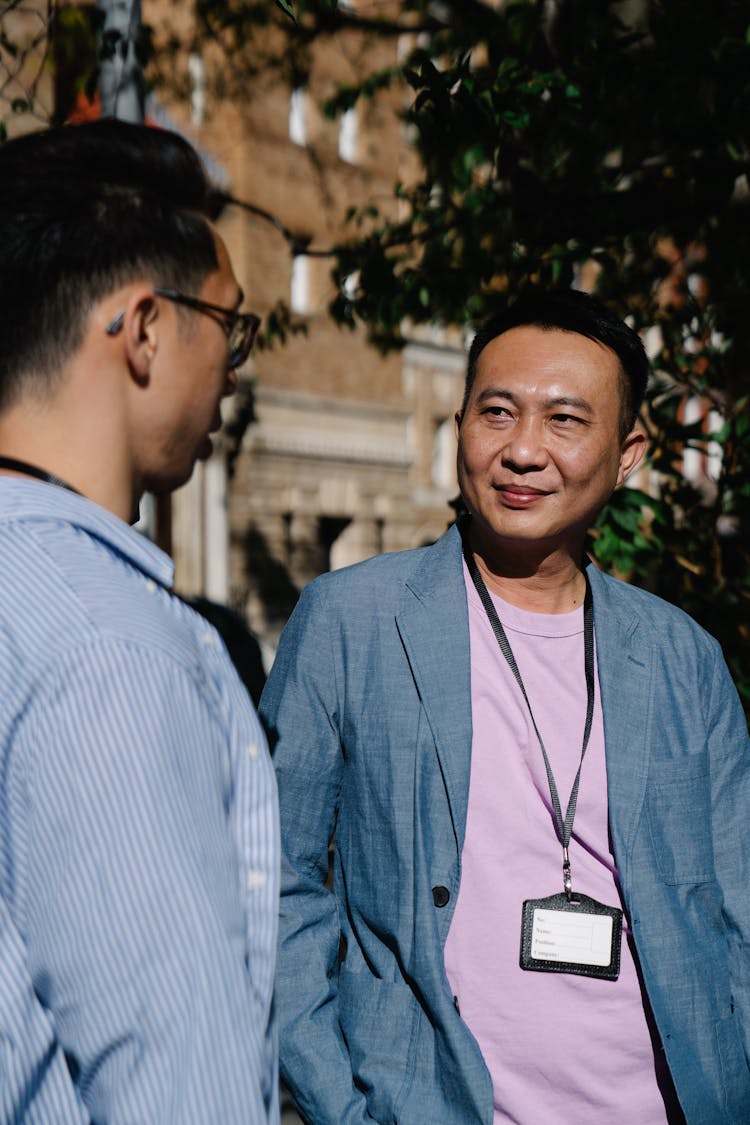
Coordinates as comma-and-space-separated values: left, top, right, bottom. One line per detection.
273, 0, 297, 20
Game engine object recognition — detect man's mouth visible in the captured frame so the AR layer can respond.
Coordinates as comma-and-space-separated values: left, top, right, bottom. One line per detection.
494, 484, 549, 506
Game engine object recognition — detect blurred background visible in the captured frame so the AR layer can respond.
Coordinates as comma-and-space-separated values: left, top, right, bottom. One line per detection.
2, 0, 748, 712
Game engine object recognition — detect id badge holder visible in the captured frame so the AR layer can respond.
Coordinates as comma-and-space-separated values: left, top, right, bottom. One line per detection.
520, 892, 622, 981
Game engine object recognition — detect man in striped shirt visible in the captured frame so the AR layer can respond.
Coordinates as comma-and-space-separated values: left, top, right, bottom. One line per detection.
0, 120, 279, 1122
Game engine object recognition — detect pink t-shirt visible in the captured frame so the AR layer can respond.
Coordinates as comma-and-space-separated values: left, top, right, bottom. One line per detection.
443, 565, 675, 1123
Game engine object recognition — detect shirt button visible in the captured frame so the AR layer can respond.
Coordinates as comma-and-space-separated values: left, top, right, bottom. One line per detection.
247, 869, 267, 890
247, 743, 260, 760
200, 632, 218, 648
432, 885, 450, 908
145, 579, 157, 594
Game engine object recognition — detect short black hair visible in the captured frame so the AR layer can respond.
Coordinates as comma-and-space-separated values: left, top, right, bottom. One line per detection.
462, 290, 650, 440
0, 118, 219, 407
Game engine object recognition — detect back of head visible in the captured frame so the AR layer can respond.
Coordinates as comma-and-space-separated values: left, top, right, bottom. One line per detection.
0, 118, 218, 408
464, 290, 650, 438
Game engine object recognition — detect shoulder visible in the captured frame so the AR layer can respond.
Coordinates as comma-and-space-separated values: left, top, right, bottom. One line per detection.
300, 526, 460, 610
0, 517, 225, 726
312, 543, 433, 591
266, 530, 462, 685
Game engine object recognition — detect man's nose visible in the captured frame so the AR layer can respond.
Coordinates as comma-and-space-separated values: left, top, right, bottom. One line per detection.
500, 416, 547, 470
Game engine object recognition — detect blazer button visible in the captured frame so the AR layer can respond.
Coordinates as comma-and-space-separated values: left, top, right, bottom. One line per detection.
432, 885, 450, 908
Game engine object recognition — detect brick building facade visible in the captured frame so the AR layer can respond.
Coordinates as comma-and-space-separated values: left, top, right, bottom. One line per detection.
148, 2, 467, 656
0, 0, 467, 659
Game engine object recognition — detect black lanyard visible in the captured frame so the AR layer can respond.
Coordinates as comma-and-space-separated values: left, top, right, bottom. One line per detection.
0, 455, 80, 495
461, 530, 596, 900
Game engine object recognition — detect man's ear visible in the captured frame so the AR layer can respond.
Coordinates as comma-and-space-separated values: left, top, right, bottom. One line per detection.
119, 290, 159, 384
616, 428, 648, 487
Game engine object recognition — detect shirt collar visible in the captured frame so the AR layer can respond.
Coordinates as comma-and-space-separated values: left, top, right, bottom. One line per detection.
0, 478, 175, 588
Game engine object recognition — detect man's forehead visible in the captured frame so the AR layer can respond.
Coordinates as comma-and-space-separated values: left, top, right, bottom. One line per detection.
474, 324, 621, 379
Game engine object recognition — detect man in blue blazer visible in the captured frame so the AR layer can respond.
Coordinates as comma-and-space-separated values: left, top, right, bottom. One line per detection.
261, 291, 750, 1124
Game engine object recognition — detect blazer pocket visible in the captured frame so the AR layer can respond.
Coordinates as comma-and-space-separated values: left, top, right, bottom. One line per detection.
645, 755, 715, 885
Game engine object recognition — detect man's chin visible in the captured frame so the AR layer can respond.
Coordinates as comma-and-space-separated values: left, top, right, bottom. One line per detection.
141, 464, 198, 499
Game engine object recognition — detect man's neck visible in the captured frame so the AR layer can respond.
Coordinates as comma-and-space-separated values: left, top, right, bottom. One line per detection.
0, 404, 136, 523
467, 528, 587, 614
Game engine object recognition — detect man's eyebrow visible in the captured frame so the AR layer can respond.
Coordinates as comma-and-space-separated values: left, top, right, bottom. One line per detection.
474, 387, 594, 413
543, 394, 594, 414
475, 386, 520, 406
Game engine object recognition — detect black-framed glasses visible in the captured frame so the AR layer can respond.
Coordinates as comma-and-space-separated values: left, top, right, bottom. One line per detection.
106, 288, 262, 369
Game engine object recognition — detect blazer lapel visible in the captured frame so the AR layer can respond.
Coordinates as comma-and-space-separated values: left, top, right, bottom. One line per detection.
587, 565, 653, 875
396, 526, 474, 853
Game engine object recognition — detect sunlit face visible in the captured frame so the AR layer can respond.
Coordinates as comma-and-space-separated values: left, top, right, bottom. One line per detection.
456, 325, 645, 562
140, 229, 240, 494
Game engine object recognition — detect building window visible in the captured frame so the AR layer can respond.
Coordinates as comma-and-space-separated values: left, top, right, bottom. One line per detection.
188, 53, 206, 126
342, 270, 360, 301
291, 255, 314, 314
681, 397, 724, 484
432, 418, 455, 489
338, 106, 359, 163
289, 87, 308, 145
706, 409, 723, 482
681, 396, 702, 483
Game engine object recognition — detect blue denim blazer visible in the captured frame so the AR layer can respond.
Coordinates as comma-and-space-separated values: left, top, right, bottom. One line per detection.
261, 525, 750, 1124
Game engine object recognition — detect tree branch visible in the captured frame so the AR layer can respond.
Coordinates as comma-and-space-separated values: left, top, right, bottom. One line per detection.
215, 190, 326, 255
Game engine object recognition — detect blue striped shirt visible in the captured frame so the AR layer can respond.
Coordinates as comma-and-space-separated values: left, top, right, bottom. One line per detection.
0, 479, 279, 1123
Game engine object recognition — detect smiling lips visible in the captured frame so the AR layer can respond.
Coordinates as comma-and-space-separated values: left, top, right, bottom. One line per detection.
494, 483, 550, 506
